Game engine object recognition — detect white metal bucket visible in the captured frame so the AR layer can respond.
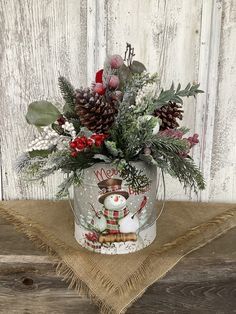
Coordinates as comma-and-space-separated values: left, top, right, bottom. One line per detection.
73, 162, 160, 254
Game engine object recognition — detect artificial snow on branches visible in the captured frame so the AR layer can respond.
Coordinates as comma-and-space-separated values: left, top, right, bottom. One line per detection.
18, 43, 205, 197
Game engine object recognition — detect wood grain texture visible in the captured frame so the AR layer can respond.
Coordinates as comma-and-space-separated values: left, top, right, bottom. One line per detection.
0, 216, 235, 313
195, 0, 223, 202
209, 0, 236, 202
0, 0, 87, 200
0, 0, 236, 202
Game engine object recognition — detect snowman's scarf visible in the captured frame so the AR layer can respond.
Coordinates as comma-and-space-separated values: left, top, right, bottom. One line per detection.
103, 207, 129, 234
103, 207, 129, 219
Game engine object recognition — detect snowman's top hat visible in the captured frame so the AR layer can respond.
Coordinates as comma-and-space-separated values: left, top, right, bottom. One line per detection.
97, 178, 129, 204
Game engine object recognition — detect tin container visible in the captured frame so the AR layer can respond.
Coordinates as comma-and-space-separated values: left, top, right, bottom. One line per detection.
74, 162, 160, 254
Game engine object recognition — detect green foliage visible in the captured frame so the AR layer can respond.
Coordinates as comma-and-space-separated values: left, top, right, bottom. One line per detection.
130, 60, 146, 74
154, 82, 204, 109
92, 154, 111, 163
56, 170, 83, 199
150, 135, 205, 192
26, 101, 61, 127
151, 135, 188, 155
104, 141, 124, 158
110, 102, 159, 160
15, 153, 48, 181
58, 76, 80, 129
16, 150, 96, 198
168, 156, 205, 192
117, 64, 133, 89
58, 76, 76, 111
20, 45, 205, 197
117, 160, 151, 193
29, 149, 52, 158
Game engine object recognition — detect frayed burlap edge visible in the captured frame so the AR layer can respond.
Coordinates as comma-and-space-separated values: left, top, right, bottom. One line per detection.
0, 203, 236, 314
0, 204, 117, 314
118, 208, 236, 313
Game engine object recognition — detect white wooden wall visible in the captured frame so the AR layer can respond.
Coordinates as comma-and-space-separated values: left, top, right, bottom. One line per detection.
0, 0, 235, 202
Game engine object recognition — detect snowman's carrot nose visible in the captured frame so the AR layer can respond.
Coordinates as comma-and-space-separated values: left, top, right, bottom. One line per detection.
114, 196, 119, 202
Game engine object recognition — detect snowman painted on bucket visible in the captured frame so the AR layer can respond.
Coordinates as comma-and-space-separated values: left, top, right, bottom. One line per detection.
91, 179, 146, 241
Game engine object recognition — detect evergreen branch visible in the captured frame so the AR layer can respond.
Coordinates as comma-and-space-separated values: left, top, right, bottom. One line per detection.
154, 82, 204, 109
151, 136, 205, 192
58, 76, 76, 110
56, 170, 84, 199
151, 135, 188, 155
117, 160, 151, 193
168, 156, 205, 192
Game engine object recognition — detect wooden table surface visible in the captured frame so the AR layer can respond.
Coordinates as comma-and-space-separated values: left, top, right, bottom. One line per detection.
0, 216, 235, 314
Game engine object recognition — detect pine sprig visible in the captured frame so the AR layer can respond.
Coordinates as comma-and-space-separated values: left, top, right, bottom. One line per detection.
58, 76, 76, 111
151, 135, 188, 155
168, 156, 205, 192
150, 136, 205, 192
117, 160, 151, 193
56, 170, 83, 199
154, 82, 204, 109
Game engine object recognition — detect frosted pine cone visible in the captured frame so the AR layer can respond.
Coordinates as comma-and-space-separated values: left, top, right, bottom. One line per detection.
75, 88, 118, 133
154, 101, 183, 130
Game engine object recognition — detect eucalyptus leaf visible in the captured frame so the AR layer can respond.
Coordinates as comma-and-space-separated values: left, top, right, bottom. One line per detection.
93, 154, 111, 163
118, 64, 132, 87
26, 101, 61, 127
130, 61, 146, 74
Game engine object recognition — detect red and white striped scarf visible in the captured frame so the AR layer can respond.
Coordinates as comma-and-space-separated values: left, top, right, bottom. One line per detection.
103, 207, 129, 234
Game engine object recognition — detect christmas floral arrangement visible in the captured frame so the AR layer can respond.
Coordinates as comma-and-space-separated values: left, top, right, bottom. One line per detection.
17, 44, 205, 198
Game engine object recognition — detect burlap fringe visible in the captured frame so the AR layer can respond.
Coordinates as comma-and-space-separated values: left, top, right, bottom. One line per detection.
0, 205, 117, 314
116, 208, 236, 300
1, 204, 236, 314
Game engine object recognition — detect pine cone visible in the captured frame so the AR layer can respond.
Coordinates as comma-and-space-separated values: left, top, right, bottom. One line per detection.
154, 102, 183, 130
75, 88, 118, 133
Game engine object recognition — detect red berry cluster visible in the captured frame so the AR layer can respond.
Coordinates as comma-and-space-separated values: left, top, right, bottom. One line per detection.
93, 54, 124, 96
70, 134, 107, 157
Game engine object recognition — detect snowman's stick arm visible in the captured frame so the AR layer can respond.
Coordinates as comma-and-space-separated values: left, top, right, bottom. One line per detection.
89, 203, 100, 217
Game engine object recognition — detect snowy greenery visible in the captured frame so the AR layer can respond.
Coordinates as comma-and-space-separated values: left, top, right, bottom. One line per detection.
17, 44, 205, 197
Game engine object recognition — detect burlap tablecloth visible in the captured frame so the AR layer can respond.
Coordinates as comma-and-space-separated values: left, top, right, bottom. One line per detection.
0, 200, 235, 313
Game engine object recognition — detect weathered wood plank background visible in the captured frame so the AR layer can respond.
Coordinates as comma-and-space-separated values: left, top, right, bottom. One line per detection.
0, 0, 235, 201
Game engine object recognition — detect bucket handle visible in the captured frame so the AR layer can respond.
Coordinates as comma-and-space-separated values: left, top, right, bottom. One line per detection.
155, 169, 166, 222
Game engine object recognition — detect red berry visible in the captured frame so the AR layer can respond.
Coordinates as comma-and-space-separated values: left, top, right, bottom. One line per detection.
87, 138, 94, 146
95, 140, 102, 147
95, 69, 104, 83
80, 136, 88, 145
91, 134, 98, 140
70, 141, 77, 149
71, 151, 78, 158
109, 55, 124, 69
93, 83, 106, 95
77, 141, 86, 150
108, 75, 120, 89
